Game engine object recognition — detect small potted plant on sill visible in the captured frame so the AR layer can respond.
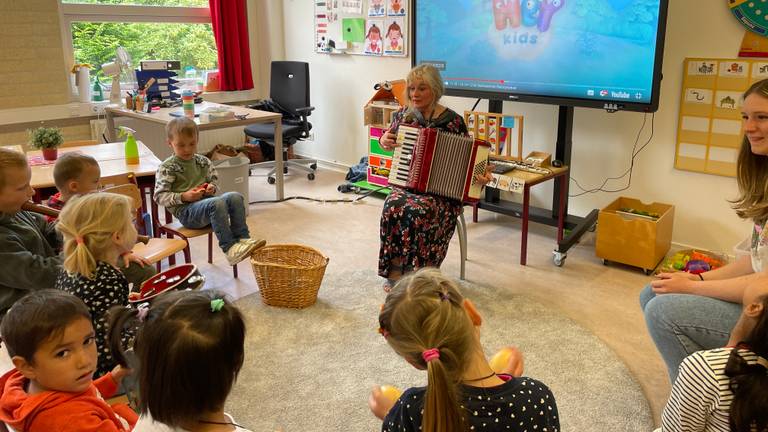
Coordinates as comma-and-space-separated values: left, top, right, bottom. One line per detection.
29, 126, 64, 161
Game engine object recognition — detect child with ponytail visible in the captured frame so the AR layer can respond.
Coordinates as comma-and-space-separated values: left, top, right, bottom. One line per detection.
108, 290, 252, 432
55, 192, 137, 378
370, 268, 560, 432
660, 275, 768, 432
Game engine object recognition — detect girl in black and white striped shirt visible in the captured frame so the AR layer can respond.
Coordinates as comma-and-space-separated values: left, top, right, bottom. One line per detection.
661, 277, 768, 432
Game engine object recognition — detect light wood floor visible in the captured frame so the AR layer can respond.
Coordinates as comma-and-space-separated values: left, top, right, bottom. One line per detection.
172, 166, 671, 425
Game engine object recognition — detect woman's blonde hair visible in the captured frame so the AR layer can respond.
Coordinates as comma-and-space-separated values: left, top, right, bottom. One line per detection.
732, 79, 768, 221
378, 268, 473, 432
57, 193, 133, 279
406, 64, 445, 113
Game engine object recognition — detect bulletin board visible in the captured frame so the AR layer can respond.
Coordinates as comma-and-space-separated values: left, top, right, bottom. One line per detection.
314, 0, 409, 57
675, 58, 768, 177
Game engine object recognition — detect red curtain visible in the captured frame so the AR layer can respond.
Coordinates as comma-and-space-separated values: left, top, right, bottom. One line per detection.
208, 0, 254, 91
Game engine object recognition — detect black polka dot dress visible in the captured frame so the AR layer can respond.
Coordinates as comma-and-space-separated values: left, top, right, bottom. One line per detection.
55, 261, 130, 378
383, 375, 560, 432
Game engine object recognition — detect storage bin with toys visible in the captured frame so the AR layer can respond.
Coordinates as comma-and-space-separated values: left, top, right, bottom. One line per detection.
595, 197, 675, 274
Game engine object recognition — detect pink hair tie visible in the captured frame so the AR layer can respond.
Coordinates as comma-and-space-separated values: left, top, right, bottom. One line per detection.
75, 236, 85, 245
422, 348, 440, 363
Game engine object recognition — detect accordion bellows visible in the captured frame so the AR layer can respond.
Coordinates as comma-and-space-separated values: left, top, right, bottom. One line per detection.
388, 125, 491, 202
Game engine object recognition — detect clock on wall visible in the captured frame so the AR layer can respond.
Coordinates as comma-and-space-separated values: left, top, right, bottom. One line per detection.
730, 0, 768, 35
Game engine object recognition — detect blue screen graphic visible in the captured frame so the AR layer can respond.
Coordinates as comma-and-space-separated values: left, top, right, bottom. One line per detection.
415, 0, 665, 108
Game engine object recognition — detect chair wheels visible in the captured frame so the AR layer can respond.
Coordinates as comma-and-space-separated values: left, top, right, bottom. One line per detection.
267, 176, 276, 185
310, 163, 317, 170
307, 173, 315, 180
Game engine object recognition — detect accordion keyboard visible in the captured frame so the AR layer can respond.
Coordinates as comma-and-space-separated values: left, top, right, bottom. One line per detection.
388, 126, 419, 187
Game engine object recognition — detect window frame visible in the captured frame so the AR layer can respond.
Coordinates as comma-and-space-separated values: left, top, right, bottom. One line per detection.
59, 2, 212, 101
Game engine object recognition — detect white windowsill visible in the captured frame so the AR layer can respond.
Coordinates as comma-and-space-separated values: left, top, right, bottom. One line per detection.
0, 90, 261, 127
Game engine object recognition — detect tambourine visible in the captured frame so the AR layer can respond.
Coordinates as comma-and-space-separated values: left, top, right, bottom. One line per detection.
128, 264, 205, 304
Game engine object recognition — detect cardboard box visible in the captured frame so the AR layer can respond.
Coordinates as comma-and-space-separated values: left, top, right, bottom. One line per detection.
524, 151, 551, 167
595, 197, 674, 272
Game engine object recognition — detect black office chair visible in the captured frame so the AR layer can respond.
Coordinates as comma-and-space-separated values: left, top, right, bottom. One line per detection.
244, 61, 316, 183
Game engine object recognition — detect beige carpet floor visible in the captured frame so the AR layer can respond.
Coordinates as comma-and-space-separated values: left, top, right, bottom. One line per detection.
182, 166, 670, 428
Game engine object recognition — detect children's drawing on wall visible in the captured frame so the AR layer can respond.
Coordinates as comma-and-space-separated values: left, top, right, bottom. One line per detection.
388, 0, 406, 16
368, 0, 385, 16
326, 0, 339, 23
384, 18, 405, 55
365, 20, 384, 55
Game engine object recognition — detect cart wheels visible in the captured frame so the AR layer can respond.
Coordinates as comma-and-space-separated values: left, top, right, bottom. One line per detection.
308, 173, 315, 180
267, 176, 276, 185
553, 251, 567, 267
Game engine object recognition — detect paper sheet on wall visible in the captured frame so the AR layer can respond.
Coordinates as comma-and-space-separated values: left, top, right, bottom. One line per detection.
342, 0, 363, 14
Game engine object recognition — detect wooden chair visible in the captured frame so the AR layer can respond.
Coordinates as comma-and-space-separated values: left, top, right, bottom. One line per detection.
61, 139, 98, 148
101, 184, 188, 271
456, 212, 467, 280
158, 210, 240, 278
0, 144, 24, 153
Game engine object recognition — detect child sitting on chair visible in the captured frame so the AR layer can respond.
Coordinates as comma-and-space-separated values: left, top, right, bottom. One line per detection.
55, 193, 138, 378
48, 152, 156, 291
46, 153, 101, 221
0, 289, 135, 431
154, 117, 265, 265
370, 268, 560, 432
109, 290, 253, 431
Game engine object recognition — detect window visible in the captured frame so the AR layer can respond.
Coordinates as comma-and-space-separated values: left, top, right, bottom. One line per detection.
60, 0, 216, 92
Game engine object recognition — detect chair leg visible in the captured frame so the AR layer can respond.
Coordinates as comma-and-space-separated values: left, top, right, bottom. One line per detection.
457, 212, 467, 280
183, 244, 191, 263
156, 262, 162, 273
207, 233, 213, 264
232, 263, 238, 279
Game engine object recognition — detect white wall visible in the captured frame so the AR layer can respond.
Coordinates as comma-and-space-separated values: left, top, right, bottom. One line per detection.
281, 0, 751, 253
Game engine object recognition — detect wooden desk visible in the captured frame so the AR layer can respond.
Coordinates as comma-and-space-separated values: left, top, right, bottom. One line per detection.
29, 141, 161, 234
105, 102, 284, 200
473, 165, 569, 266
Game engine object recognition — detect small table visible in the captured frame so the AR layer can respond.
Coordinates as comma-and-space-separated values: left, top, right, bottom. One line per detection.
105, 101, 284, 200
473, 165, 569, 265
29, 141, 162, 232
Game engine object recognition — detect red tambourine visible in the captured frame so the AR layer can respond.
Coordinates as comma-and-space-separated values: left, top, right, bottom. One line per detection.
129, 264, 205, 304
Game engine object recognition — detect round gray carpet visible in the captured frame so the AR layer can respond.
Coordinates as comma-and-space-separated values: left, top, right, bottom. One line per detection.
228, 270, 652, 431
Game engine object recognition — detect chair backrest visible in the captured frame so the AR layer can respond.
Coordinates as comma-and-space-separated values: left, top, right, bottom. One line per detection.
270, 61, 310, 114
99, 172, 137, 190
101, 184, 145, 232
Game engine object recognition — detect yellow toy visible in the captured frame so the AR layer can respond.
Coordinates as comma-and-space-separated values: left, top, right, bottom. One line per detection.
379, 385, 403, 403
489, 346, 524, 376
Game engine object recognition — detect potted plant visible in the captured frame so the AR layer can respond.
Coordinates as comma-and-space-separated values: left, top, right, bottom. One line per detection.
29, 126, 64, 161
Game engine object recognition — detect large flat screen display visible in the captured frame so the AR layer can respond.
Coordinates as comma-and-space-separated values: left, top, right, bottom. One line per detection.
413, 0, 669, 112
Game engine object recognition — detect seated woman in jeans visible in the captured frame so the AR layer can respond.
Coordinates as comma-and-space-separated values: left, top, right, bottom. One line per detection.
640, 78, 768, 382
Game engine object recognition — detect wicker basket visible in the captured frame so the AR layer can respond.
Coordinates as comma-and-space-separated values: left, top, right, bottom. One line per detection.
250, 244, 329, 308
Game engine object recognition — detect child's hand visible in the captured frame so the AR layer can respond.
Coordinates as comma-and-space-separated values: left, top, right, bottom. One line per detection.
204, 183, 215, 195
111, 365, 132, 384
181, 188, 205, 202
368, 385, 397, 420
122, 252, 150, 268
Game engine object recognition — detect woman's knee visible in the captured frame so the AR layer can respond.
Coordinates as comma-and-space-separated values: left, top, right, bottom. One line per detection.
639, 284, 656, 310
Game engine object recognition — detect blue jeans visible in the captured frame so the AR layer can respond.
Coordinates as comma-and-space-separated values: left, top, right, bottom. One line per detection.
175, 192, 249, 253
639, 285, 741, 383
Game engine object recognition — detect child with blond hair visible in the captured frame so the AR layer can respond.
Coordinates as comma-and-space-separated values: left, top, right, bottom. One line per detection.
55, 192, 137, 377
371, 268, 560, 432
0, 289, 135, 431
154, 117, 264, 266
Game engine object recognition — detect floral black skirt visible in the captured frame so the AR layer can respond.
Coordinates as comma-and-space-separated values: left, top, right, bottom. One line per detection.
378, 187, 463, 278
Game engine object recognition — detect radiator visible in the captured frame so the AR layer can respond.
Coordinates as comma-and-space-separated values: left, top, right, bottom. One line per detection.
197, 126, 247, 154
90, 119, 246, 156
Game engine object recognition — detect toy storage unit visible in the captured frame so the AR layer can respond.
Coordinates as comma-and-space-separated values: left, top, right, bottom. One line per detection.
356, 80, 408, 192
595, 197, 675, 274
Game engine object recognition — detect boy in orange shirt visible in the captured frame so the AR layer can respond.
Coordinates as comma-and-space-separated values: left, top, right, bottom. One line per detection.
0, 289, 136, 431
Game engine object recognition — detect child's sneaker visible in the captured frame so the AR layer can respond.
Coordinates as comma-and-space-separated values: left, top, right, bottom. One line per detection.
225, 241, 259, 265
238, 237, 266, 250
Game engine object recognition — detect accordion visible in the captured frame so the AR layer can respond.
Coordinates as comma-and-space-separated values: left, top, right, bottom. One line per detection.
387, 125, 491, 202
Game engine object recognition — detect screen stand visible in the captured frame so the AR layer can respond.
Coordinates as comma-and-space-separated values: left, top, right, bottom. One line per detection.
478, 103, 599, 265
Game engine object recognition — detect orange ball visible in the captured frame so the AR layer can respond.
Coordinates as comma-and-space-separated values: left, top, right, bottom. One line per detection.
380, 385, 403, 403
